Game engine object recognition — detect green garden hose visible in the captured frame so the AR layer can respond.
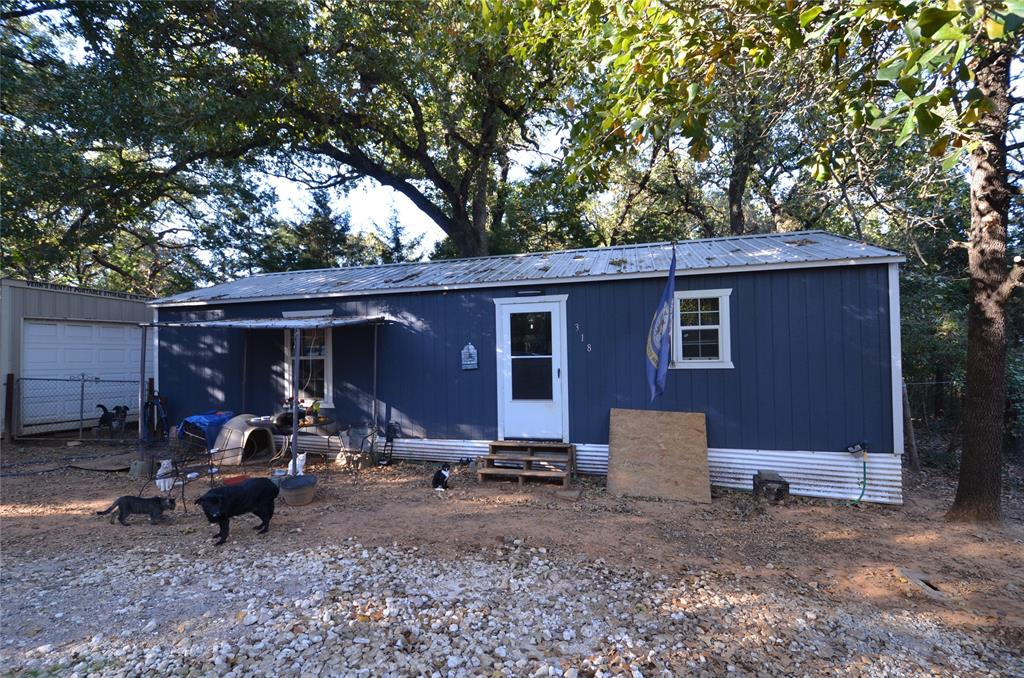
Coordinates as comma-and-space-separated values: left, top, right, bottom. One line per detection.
849, 453, 868, 506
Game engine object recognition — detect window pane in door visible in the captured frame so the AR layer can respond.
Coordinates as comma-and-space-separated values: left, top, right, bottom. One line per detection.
511, 358, 553, 400
510, 312, 552, 356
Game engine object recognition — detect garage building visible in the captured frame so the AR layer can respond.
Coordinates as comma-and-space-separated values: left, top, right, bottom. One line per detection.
0, 278, 154, 438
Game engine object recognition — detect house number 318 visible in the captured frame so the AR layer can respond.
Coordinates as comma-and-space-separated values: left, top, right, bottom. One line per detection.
574, 323, 592, 352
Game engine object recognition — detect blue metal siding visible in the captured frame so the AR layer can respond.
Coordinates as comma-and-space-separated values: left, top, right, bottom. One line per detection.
157, 263, 894, 454
158, 324, 246, 420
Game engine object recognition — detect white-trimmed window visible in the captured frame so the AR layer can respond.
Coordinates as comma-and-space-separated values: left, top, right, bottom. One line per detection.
285, 328, 333, 406
671, 289, 733, 369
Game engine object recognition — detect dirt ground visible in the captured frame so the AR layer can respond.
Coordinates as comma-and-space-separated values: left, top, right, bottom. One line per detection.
2, 441, 1023, 673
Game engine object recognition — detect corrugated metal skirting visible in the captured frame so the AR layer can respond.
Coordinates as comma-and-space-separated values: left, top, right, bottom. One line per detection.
394, 440, 903, 505
707, 448, 902, 504
279, 436, 902, 505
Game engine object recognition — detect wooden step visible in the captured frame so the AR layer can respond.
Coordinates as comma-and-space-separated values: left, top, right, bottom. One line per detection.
481, 441, 575, 488
478, 468, 565, 477
482, 460, 567, 473
481, 453, 570, 463
477, 467, 569, 487
489, 440, 572, 450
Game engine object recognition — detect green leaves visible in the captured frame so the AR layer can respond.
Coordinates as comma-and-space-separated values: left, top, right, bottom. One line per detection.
916, 7, 962, 38
877, 62, 904, 81
940, 145, 968, 171
898, 75, 921, 96
810, 157, 831, 182
799, 6, 824, 28
896, 110, 917, 146
914, 105, 943, 136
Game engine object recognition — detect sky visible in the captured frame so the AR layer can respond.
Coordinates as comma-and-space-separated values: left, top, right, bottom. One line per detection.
263, 126, 565, 260
265, 176, 449, 257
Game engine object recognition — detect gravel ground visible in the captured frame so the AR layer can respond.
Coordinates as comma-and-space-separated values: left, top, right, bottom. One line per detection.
2, 537, 1020, 677
2, 445, 1022, 677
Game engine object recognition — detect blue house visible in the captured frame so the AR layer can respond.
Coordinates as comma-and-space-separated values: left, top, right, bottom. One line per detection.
151, 230, 906, 503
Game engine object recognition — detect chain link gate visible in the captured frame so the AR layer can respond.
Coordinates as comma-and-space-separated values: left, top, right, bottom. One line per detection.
14, 374, 146, 440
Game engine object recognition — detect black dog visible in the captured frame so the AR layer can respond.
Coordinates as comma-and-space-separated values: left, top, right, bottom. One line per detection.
96, 404, 129, 436
195, 478, 279, 546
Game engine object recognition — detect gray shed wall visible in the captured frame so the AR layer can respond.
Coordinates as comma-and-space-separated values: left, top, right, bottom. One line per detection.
0, 278, 153, 434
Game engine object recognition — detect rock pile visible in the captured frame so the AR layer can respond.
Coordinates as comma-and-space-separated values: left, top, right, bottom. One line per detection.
1, 539, 1017, 677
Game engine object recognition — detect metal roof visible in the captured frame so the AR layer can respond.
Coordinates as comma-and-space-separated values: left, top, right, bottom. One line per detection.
146, 315, 394, 329
153, 230, 903, 307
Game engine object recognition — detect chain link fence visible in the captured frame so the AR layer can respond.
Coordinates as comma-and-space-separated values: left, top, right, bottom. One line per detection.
12, 374, 148, 440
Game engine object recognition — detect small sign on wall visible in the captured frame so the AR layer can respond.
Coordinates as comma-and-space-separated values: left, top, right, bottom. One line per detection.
461, 342, 478, 370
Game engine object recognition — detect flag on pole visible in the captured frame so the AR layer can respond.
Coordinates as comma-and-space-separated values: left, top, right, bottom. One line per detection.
645, 246, 677, 401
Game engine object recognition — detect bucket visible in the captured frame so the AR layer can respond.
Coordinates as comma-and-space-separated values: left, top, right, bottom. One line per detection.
280, 474, 317, 506
222, 474, 251, 486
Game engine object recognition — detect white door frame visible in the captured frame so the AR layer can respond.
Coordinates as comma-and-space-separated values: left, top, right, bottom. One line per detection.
493, 294, 569, 442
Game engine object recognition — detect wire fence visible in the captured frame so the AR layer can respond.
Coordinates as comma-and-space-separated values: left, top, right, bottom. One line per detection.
13, 374, 148, 440
904, 380, 962, 431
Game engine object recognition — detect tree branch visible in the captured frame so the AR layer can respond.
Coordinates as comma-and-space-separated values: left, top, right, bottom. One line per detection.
0, 2, 69, 20
311, 141, 458, 237
997, 257, 1024, 301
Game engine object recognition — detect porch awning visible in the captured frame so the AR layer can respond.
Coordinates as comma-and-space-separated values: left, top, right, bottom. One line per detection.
146, 314, 394, 330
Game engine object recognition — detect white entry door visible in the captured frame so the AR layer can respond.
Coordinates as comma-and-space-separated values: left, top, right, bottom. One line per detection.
495, 296, 568, 441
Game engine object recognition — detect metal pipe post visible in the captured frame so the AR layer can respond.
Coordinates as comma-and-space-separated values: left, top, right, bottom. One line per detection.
241, 331, 249, 412
3, 373, 14, 443
372, 323, 379, 430
78, 373, 85, 440
291, 328, 300, 472
138, 325, 148, 454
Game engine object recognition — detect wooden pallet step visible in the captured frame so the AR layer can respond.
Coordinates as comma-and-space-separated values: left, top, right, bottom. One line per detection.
481, 453, 570, 463
483, 442, 575, 488
478, 467, 565, 477
478, 466, 570, 486
489, 440, 573, 449
484, 464, 567, 474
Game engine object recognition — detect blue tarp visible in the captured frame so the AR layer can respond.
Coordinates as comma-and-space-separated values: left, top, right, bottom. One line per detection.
177, 411, 235, 449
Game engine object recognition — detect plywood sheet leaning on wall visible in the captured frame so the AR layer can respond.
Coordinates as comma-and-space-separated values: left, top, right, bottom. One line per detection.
608, 408, 711, 503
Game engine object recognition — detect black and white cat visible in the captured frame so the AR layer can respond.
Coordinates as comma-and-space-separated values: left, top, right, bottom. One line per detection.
431, 464, 451, 491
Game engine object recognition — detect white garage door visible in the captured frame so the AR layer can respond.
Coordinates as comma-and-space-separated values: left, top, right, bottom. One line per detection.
20, 321, 154, 431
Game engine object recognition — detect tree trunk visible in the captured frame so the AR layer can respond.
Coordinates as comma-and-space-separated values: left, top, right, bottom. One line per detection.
727, 107, 763, 236
947, 45, 1016, 522
450, 222, 489, 258
727, 152, 753, 236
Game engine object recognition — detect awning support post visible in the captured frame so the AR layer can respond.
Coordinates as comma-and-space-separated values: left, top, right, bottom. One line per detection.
241, 331, 249, 413
291, 328, 300, 473
138, 324, 148, 457
372, 323, 379, 430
